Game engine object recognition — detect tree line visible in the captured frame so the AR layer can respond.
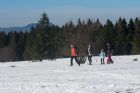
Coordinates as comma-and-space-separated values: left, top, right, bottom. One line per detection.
0, 12, 140, 62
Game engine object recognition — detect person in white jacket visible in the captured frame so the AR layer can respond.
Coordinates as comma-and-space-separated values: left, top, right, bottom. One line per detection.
87, 44, 93, 65
100, 49, 106, 64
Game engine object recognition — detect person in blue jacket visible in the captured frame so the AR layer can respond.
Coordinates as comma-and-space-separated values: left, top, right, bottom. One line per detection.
100, 49, 106, 64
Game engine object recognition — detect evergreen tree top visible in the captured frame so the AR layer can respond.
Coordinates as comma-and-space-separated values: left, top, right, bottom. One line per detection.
38, 12, 49, 26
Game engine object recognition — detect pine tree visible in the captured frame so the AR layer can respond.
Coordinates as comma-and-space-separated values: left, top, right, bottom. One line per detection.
132, 18, 140, 54
23, 33, 39, 60
114, 18, 128, 55
102, 19, 115, 52
126, 18, 134, 54
16, 31, 25, 60
39, 12, 49, 26
36, 12, 57, 59
0, 32, 4, 48
8, 32, 17, 61
91, 19, 102, 53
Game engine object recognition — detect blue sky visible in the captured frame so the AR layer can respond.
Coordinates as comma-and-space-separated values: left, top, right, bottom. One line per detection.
0, 0, 140, 27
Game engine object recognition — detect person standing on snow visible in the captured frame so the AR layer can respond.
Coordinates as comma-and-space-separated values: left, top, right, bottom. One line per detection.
107, 50, 113, 64
87, 44, 94, 65
106, 43, 113, 64
70, 44, 80, 66
100, 49, 106, 64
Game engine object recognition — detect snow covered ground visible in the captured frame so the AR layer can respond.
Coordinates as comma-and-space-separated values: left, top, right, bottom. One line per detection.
0, 55, 140, 93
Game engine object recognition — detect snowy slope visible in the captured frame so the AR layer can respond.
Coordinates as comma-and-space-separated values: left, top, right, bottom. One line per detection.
0, 55, 140, 93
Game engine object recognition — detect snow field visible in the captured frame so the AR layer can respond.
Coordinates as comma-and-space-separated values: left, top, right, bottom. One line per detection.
0, 55, 140, 93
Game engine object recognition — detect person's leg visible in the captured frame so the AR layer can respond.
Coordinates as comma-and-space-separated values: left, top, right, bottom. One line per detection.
103, 58, 104, 64
101, 58, 102, 64
101, 58, 104, 64
75, 56, 80, 66
108, 55, 112, 64
110, 57, 113, 64
90, 56, 92, 65
88, 56, 92, 65
70, 56, 73, 66
88, 56, 90, 63
107, 57, 109, 64
109, 57, 111, 64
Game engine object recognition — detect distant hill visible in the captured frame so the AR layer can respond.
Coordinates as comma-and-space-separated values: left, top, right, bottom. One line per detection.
0, 23, 37, 33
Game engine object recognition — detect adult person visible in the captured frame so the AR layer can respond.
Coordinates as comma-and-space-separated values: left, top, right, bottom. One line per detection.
87, 44, 94, 65
70, 44, 80, 66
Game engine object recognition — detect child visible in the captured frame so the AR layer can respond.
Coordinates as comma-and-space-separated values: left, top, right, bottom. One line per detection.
107, 50, 113, 64
100, 49, 106, 64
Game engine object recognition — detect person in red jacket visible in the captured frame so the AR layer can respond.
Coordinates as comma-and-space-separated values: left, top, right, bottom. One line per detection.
70, 44, 80, 66
106, 43, 114, 64
107, 50, 113, 64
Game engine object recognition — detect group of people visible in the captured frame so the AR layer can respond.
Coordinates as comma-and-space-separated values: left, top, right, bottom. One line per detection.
70, 44, 113, 66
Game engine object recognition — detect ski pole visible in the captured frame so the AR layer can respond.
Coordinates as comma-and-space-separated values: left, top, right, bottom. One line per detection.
93, 56, 98, 62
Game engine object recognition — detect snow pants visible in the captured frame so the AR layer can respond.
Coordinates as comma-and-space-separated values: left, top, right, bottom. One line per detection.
70, 56, 80, 66
88, 55, 92, 65
107, 56, 113, 64
101, 58, 104, 64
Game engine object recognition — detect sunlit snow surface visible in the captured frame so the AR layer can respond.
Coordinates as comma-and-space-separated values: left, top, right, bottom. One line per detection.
0, 55, 140, 93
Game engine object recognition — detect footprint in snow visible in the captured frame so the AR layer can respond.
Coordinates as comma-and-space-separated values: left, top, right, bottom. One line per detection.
41, 85, 46, 88
10, 65, 16, 67
126, 88, 134, 93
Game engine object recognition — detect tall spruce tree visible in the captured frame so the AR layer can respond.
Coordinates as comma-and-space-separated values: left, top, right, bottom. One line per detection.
37, 12, 57, 59
100, 19, 115, 54
114, 18, 128, 55
132, 18, 140, 54
8, 32, 17, 61
126, 18, 134, 54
